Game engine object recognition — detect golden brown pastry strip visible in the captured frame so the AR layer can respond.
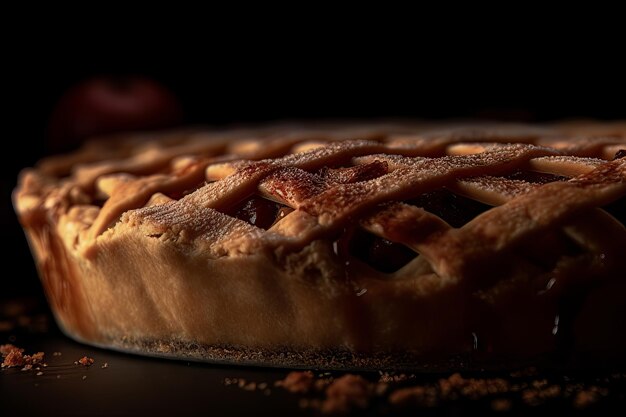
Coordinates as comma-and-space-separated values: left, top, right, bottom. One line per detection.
429, 159, 626, 283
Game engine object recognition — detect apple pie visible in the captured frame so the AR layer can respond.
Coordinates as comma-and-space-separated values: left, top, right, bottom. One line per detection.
13, 121, 626, 369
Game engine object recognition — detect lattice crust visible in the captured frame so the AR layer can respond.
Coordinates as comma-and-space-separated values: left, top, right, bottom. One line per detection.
13, 121, 626, 367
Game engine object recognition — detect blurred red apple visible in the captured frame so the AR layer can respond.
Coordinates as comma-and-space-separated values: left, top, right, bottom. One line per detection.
47, 76, 183, 151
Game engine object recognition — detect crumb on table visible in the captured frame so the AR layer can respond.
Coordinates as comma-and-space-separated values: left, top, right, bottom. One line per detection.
75, 356, 95, 366
1, 344, 45, 368
275, 371, 315, 393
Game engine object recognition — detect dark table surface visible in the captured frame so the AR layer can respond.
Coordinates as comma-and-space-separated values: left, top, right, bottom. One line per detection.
1, 319, 302, 417
2, 298, 626, 417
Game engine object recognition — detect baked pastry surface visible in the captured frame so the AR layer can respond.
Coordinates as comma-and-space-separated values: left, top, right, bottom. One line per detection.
13, 121, 626, 369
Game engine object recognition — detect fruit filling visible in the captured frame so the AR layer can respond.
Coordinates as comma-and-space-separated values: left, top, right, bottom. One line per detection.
406, 189, 492, 228
506, 170, 568, 184
348, 228, 418, 273
231, 196, 290, 230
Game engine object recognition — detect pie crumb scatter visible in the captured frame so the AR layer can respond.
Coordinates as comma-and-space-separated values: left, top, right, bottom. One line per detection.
243, 381, 257, 391
101, 362, 108, 369
30, 352, 45, 364
320, 374, 371, 414
1, 348, 24, 368
227, 369, 623, 414
1, 344, 45, 368
574, 389, 602, 408
491, 398, 512, 412
275, 371, 315, 393
0, 344, 20, 356
225, 377, 271, 394
76, 356, 95, 366
378, 372, 415, 383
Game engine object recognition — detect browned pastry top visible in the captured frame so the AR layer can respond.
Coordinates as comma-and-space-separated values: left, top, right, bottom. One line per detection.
16, 120, 626, 267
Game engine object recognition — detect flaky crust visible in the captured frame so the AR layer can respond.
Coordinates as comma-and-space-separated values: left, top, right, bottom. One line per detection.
13, 121, 626, 368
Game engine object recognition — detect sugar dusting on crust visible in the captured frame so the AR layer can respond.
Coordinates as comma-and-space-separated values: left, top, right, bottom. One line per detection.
455, 176, 538, 203
300, 144, 555, 225
15, 122, 626, 276
260, 167, 325, 207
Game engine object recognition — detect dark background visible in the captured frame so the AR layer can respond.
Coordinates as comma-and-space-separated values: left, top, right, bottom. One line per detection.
3, 37, 626, 299
2, 30, 626, 417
